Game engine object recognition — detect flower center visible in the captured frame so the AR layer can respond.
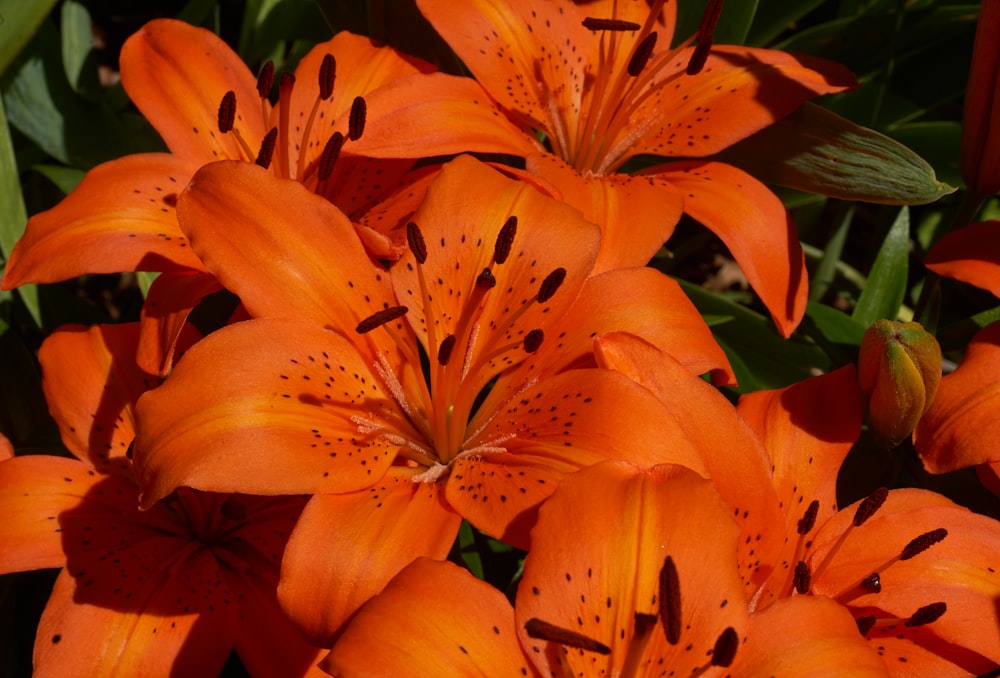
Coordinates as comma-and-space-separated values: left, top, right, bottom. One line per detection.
557, 0, 722, 174
214, 55, 366, 189
351, 217, 566, 475
755, 487, 951, 639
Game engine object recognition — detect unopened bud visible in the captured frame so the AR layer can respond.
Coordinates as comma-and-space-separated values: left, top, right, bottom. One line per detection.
858, 320, 942, 448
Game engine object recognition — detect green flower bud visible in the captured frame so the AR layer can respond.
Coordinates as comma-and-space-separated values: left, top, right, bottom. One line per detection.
858, 320, 942, 448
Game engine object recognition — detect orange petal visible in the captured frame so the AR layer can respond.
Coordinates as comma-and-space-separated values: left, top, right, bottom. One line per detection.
227, 559, 327, 678
0, 433, 12, 460
176, 161, 396, 352
278, 474, 460, 645
0, 456, 113, 572
283, 31, 429, 179
808, 489, 1000, 670
924, 220, 1000, 299
136, 271, 220, 377
133, 317, 406, 507
323, 558, 537, 677
737, 365, 862, 538
120, 18, 266, 163
34, 548, 239, 677
1, 154, 204, 288
536, 267, 734, 385
525, 153, 684, 274
349, 72, 540, 158
391, 154, 600, 389
651, 160, 808, 336
593, 332, 784, 596
627, 46, 856, 159
39, 323, 153, 474
515, 461, 747, 677
913, 321, 1000, 472
733, 596, 888, 676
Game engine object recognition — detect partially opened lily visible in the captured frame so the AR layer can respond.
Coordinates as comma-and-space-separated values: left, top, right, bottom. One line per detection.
0, 323, 323, 677
597, 333, 1000, 675
133, 154, 732, 643
2, 18, 535, 375
415, 0, 857, 335
324, 461, 886, 677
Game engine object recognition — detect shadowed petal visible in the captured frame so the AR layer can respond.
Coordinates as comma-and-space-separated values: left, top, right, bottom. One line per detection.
914, 321, 1000, 472
737, 365, 862, 540
120, 18, 266, 162
133, 318, 406, 507
278, 473, 460, 645
34, 546, 239, 677
39, 324, 157, 475
651, 160, 808, 336
136, 271, 220, 377
1, 154, 204, 289
924, 220, 1000, 298
323, 558, 537, 677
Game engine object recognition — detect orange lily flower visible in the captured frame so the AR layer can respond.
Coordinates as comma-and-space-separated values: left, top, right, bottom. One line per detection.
132, 154, 733, 642
916, 221, 1000, 477
324, 462, 885, 676
960, 0, 1000, 200
0, 322, 324, 677
597, 333, 1000, 674
415, 0, 857, 335
1, 18, 535, 376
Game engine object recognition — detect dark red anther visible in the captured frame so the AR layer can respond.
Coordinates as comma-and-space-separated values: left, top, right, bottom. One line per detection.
349, 96, 367, 141
523, 329, 544, 353
494, 216, 517, 265
658, 555, 682, 645
793, 561, 811, 594
537, 268, 567, 303
407, 221, 428, 264
279, 71, 296, 92
853, 487, 889, 527
477, 268, 497, 289
711, 627, 739, 668
582, 17, 641, 31
437, 334, 457, 366
317, 132, 344, 182
900, 528, 948, 560
855, 615, 877, 636
627, 31, 657, 77
860, 572, 882, 594
905, 602, 947, 627
686, 0, 723, 75
524, 618, 611, 654
218, 90, 237, 133
255, 127, 278, 168
125, 439, 135, 460
256, 61, 275, 98
356, 306, 408, 334
797, 499, 820, 535
318, 54, 336, 100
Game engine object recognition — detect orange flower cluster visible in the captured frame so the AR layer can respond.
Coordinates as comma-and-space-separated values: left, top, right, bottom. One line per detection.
1, 1, 999, 676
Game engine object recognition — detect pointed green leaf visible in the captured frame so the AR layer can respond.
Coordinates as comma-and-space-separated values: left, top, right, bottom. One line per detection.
0, 93, 40, 326
853, 207, 910, 326
715, 103, 955, 205
0, 0, 60, 76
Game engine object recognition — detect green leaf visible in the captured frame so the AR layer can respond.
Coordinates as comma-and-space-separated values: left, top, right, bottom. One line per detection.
0, 0, 60, 76
0, 93, 40, 326
745, 0, 829, 47
716, 103, 955, 205
455, 521, 484, 580
60, 0, 99, 99
30, 163, 84, 195
853, 207, 910, 326
679, 280, 831, 391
